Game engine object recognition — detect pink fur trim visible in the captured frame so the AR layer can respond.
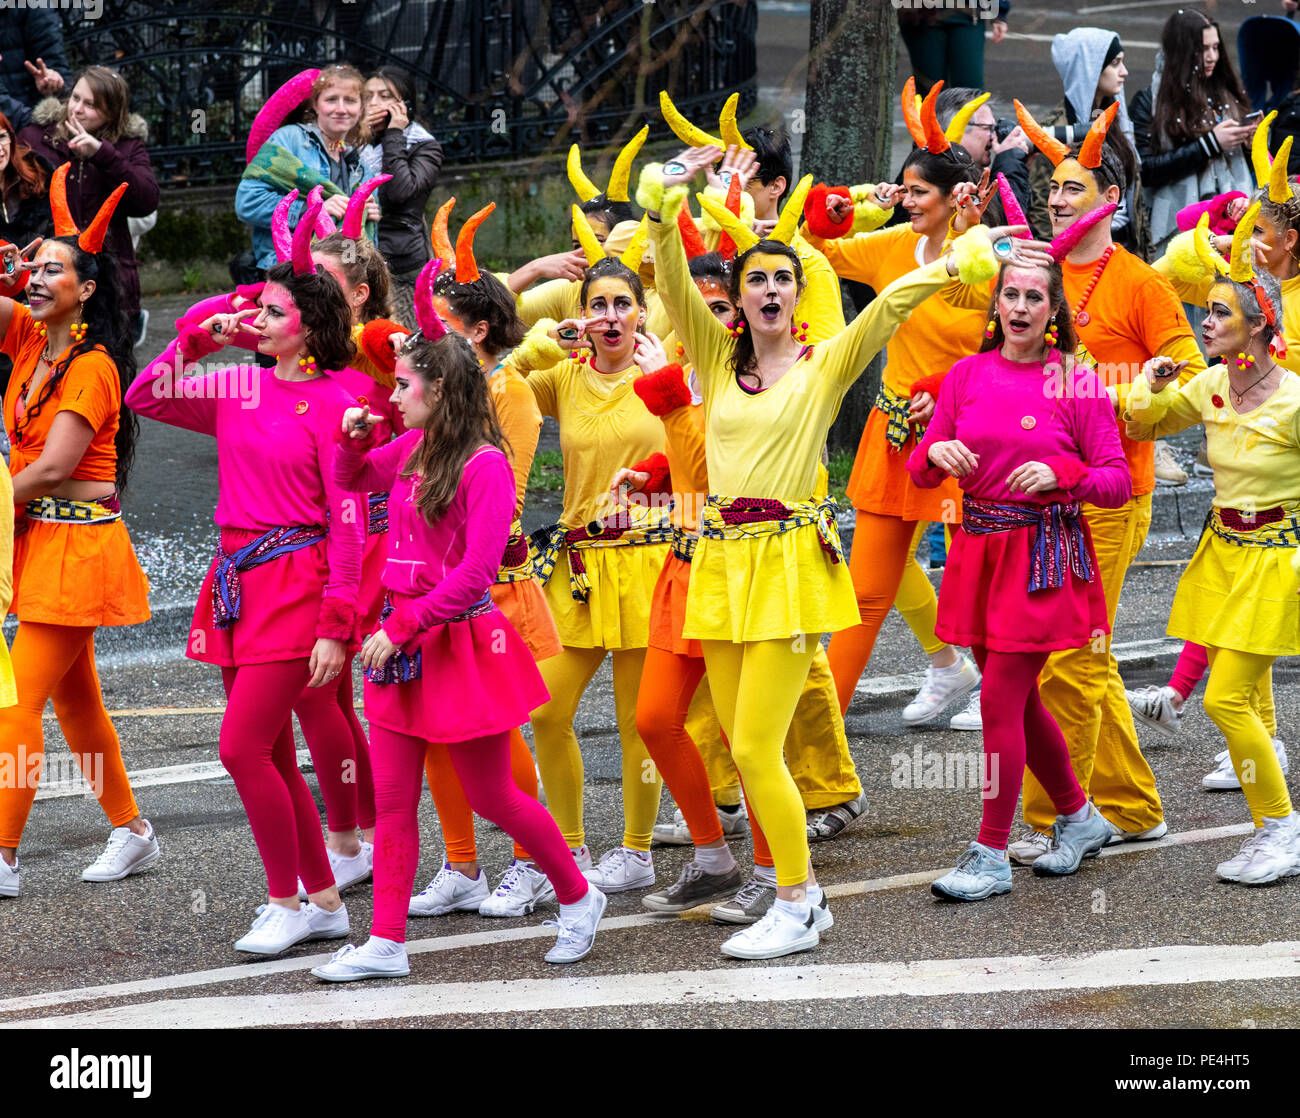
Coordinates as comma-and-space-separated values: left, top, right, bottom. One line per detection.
1043, 455, 1087, 492
316, 596, 358, 644
382, 603, 420, 646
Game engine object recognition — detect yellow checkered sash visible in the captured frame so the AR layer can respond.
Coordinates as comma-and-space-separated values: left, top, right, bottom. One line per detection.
698, 494, 844, 563
873, 382, 923, 450
496, 519, 537, 584
24, 494, 122, 525
530, 504, 673, 601
1206, 502, 1300, 549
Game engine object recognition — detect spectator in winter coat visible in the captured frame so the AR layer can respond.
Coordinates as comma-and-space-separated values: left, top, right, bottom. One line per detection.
0, 111, 52, 249
0, 9, 67, 112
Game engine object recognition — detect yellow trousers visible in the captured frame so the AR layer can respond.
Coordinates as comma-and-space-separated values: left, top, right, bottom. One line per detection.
1205, 647, 1292, 826
687, 645, 863, 810
531, 645, 662, 852
702, 637, 819, 887
895, 522, 948, 656
1023, 495, 1165, 833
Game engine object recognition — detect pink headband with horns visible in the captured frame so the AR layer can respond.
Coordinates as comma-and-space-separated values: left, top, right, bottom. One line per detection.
271, 186, 336, 262
291, 194, 325, 276
342, 175, 391, 239
413, 257, 448, 340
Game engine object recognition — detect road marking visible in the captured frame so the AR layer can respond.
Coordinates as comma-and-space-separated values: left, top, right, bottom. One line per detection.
34, 751, 314, 800
10, 938, 1300, 1028
1001, 31, 1159, 50
1077, 0, 1183, 12
0, 821, 1252, 1019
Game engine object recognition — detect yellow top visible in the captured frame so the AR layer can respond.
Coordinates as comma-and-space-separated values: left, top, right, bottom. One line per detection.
526, 358, 667, 529
1125, 365, 1300, 509
650, 194, 955, 501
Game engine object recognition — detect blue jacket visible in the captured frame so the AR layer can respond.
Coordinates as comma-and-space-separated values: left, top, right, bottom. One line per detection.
235, 123, 377, 269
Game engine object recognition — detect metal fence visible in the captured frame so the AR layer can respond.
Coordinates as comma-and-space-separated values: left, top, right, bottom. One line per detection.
56, 0, 757, 186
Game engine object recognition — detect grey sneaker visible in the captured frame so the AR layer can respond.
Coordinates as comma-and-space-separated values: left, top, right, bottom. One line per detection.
1032, 804, 1112, 876
807, 792, 868, 842
642, 860, 744, 913
543, 886, 608, 964
931, 842, 1013, 902
710, 873, 777, 925
1007, 826, 1052, 866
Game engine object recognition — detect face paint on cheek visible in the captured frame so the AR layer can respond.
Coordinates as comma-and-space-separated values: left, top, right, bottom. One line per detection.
584, 277, 639, 329
1052, 160, 1099, 210
1211, 284, 1247, 332
431, 296, 468, 339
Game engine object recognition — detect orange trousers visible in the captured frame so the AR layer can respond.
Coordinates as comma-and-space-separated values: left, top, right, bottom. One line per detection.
0, 623, 139, 848
423, 726, 540, 862
827, 511, 925, 714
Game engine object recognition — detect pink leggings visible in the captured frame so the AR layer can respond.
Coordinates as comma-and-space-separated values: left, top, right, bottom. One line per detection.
369, 724, 590, 942
219, 662, 334, 898
334, 661, 375, 832
973, 646, 1087, 850
1168, 641, 1209, 701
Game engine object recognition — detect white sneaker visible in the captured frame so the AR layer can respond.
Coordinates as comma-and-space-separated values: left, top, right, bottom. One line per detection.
1006, 826, 1052, 866
902, 656, 980, 726
302, 901, 350, 942
297, 841, 376, 899
1126, 685, 1182, 736
233, 903, 313, 955
653, 803, 750, 845
1203, 739, 1289, 791
949, 690, 983, 731
1216, 827, 1268, 882
584, 846, 655, 892
81, 821, 160, 882
1104, 819, 1168, 846
407, 864, 490, 916
478, 860, 556, 917
311, 938, 410, 982
720, 902, 819, 960
1236, 813, 1300, 885
544, 886, 608, 963
0, 856, 18, 898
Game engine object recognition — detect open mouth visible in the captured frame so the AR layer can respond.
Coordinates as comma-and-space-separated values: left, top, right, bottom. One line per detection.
601, 329, 621, 344
759, 302, 780, 322
1007, 317, 1030, 334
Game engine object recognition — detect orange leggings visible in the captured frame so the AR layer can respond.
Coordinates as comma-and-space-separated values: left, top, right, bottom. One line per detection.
0, 623, 139, 848
827, 511, 922, 714
637, 645, 775, 866
424, 727, 539, 862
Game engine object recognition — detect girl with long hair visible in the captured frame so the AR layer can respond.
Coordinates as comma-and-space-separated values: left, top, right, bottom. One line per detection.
0, 111, 52, 248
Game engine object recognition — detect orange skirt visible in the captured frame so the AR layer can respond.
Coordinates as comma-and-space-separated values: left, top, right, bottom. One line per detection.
845, 407, 963, 523
12, 518, 151, 627
648, 552, 702, 658
490, 577, 562, 662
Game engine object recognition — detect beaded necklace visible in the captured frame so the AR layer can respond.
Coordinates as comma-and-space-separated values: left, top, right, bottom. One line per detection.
1072, 244, 1115, 328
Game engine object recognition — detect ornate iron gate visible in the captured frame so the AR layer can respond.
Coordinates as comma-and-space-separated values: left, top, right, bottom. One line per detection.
56, 0, 757, 186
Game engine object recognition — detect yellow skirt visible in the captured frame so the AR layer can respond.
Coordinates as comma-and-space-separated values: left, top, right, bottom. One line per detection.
683, 522, 860, 643
541, 540, 670, 650
1168, 532, 1300, 657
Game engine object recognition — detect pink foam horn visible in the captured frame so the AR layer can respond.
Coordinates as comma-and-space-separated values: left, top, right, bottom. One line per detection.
342, 175, 391, 239
292, 198, 323, 276
271, 189, 299, 262
1048, 202, 1118, 262
996, 173, 1031, 238
246, 69, 321, 164
414, 257, 447, 340
305, 185, 337, 236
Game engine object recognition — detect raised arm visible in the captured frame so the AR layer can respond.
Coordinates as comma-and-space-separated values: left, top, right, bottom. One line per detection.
125, 322, 236, 436
1122, 364, 1209, 442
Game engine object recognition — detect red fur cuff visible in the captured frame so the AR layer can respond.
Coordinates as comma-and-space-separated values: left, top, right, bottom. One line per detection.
630, 452, 672, 500
803, 183, 855, 240
360, 318, 405, 377
382, 603, 420, 647
1043, 455, 1088, 492
633, 363, 692, 416
177, 323, 224, 363
910, 372, 945, 400
316, 597, 359, 647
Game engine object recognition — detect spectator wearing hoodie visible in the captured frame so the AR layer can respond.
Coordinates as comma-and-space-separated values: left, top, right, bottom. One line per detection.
1028, 29, 1149, 257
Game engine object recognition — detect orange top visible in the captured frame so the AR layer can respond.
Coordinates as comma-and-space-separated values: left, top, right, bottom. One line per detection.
2, 305, 120, 484
1063, 246, 1204, 498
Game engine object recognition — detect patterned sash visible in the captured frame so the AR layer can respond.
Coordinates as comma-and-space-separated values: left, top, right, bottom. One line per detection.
495, 519, 536, 584
24, 493, 121, 525
960, 496, 1093, 592
212, 525, 326, 629
1207, 503, 1300, 549
873, 382, 923, 450
367, 491, 389, 536
364, 591, 494, 685
671, 527, 698, 563
697, 495, 844, 564
530, 505, 673, 602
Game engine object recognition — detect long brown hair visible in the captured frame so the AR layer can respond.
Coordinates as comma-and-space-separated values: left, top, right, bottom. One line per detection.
1150, 9, 1247, 149
55, 66, 133, 145
398, 331, 509, 523
978, 260, 1078, 355
0, 111, 47, 199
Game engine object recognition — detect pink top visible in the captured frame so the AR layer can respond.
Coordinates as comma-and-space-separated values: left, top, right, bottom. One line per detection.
333, 429, 515, 637
907, 347, 1131, 508
126, 336, 365, 603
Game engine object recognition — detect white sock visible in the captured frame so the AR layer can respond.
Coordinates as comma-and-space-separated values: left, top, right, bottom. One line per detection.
935, 656, 965, 675
363, 935, 404, 957
559, 887, 594, 920
806, 883, 824, 905
975, 842, 1007, 861
753, 864, 777, 887
1065, 803, 1091, 823
693, 844, 736, 875
625, 847, 651, 864
773, 896, 810, 920
571, 845, 589, 861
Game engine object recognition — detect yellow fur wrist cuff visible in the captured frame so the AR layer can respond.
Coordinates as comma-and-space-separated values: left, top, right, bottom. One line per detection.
949, 227, 998, 285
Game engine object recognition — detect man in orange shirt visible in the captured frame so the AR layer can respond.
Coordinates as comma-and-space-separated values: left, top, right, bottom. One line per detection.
1011, 107, 1206, 866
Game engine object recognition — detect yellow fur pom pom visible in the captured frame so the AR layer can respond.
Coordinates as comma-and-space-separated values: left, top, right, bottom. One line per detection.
848, 184, 894, 233
949, 227, 998, 285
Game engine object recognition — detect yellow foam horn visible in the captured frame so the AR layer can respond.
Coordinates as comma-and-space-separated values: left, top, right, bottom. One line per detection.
607, 126, 649, 203
571, 204, 605, 267
770, 174, 814, 246
944, 92, 991, 143
696, 193, 758, 254
1228, 200, 1262, 284
1269, 135, 1294, 203
1193, 213, 1228, 276
660, 90, 723, 149
567, 145, 600, 204
718, 93, 753, 151
618, 216, 650, 270
1251, 112, 1278, 191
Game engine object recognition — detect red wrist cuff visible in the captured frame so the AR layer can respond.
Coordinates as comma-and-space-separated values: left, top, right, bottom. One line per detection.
316, 597, 359, 648
630, 452, 672, 500
803, 183, 855, 240
1043, 455, 1087, 492
910, 372, 945, 401
633, 363, 692, 416
360, 318, 405, 377
177, 323, 223, 363
381, 603, 420, 646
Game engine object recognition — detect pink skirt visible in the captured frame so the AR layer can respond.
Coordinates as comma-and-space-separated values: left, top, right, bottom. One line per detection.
936, 522, 1109, 653
189, 528, 339, 667
363, 595, 550, 744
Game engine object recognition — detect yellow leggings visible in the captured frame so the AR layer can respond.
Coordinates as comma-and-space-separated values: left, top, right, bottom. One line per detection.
531, 645, 662, 852
895, 522, 948, 657
1203, 647, 1292, 827
702, 637, 818, 887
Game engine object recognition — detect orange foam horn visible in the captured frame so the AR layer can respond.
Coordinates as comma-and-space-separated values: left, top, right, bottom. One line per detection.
920, 80, 949, 152
50, 163, 79, 237
431, 197, 456, 268
676, 205, 707, 259
716, 172, 745, 258
78, 183, 129, 254
1077, 101, 1119, 170
901, 77, 926, 148
1014, 100, 1069, 166
454, 203, 495, 284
